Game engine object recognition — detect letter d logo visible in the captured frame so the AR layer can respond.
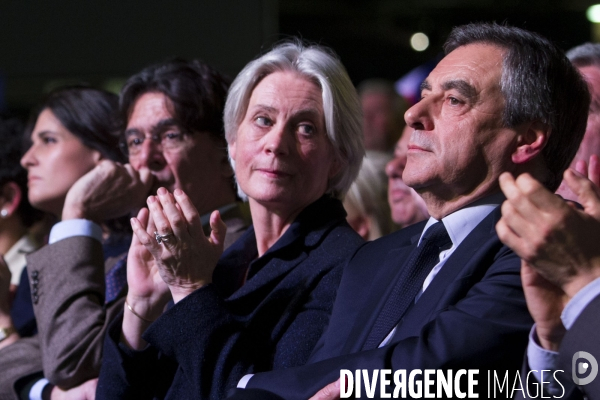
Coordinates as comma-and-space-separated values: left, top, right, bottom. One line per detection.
572, 351, 598, 386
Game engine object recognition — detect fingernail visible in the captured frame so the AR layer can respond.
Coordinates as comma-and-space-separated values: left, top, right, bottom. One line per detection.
174, 188, 183, 196
158, 187, 167, 196
130, 218, 136, 226
147, 196, 156, 204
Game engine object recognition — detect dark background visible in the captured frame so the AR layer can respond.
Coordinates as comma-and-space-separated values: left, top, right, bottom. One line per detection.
1, 0, 597, 116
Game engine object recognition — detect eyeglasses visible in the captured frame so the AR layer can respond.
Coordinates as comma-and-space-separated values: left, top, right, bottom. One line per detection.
120, 130, 187, 156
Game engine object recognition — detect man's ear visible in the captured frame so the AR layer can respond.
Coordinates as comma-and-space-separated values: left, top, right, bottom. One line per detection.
0, 182, 23, 217
511, 120, 550, 164
92, 150, 103, 164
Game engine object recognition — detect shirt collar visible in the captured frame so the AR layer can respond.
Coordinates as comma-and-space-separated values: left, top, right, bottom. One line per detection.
419, 192, 505, 248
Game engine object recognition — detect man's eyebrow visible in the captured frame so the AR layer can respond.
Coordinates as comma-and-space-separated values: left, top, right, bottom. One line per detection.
124, 118, 180, 138
420, 80, 432, 92
441, 79, 477, 100
151, 118, 179, 135
124, 128, 140, 137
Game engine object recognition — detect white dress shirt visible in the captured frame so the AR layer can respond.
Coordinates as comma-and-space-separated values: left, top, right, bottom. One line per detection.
379, 192, 503, 347
4, 233, 41, 285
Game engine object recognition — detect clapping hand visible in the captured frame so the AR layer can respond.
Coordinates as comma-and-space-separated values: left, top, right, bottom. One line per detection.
131, 187, 227, 303
496, 168, 600, 350
497, 171, 600, 293
126, 208, 171, 319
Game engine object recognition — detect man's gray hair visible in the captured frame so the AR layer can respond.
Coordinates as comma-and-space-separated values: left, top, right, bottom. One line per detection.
444, 23, 590, 192
567, 42, 600, 68
223, 40, 364, 199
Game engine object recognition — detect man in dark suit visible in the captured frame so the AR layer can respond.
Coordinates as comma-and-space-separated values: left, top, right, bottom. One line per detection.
230, 23, 590, 400
0, 60, 251, 400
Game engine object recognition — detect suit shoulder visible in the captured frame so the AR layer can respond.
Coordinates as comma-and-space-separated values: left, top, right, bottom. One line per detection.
299, 221, 366, 279
317, 220, 366, 252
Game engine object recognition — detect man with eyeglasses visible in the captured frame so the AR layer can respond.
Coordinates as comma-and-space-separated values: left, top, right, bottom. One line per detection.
60, 59, 245, 248
3, 59, 250, 400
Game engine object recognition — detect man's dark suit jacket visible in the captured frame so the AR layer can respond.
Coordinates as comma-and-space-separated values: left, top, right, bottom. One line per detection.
236, 206, 533, 399
96, 196, 365, 400
516, 294, 600, 400
556, 293, 600, 399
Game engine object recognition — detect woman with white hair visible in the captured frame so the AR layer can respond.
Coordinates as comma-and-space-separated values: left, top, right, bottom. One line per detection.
97, 41, 365, 399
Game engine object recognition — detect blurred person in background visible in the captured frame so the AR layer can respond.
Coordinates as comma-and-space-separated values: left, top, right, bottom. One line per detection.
358, 79, 407, 154
344, 156, 395, 240
0, 115, 45, 346
0, 86, 136, 400
386, 125, 429, 228
557, 43, 600, 203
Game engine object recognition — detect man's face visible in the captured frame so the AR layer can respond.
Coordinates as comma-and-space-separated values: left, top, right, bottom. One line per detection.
571, 65, 600, 165
402, 43, 519, 210
361, 92, 397, 151
386, 127, 429, 226
126, 92, 230, 214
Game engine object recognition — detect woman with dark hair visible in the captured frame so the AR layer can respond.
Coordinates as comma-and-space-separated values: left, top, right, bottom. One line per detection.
28, 86, 125, 162
0, 86, 135, 399
22, 86, 132, 253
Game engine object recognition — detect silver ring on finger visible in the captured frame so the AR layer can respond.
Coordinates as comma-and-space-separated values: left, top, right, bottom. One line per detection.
154, 231, 175, 244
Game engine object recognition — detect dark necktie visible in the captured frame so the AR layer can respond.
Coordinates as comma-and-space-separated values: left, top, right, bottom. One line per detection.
105, 254, 127, 304
362, 221, 452, 350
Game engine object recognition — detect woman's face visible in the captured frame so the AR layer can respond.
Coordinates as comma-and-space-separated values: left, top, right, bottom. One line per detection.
229, 71, 339, 214
21, 108, 101, 216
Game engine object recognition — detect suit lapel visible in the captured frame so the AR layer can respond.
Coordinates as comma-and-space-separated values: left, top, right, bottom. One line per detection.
341, 233, 420, 354
392, 208, 502, 340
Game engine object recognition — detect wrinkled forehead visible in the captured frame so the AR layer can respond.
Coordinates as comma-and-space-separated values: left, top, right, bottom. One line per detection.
125, 92, 178, 131
424, 43, 504, 93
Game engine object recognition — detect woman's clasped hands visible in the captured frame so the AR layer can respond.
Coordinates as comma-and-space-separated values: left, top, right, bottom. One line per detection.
129, 187, 227, 306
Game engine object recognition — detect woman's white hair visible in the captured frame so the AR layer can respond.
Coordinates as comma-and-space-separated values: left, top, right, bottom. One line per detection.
224, 40, 364, 200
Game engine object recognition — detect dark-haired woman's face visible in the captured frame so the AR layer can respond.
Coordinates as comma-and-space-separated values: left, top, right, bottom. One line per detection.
20, 109, 101, 216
